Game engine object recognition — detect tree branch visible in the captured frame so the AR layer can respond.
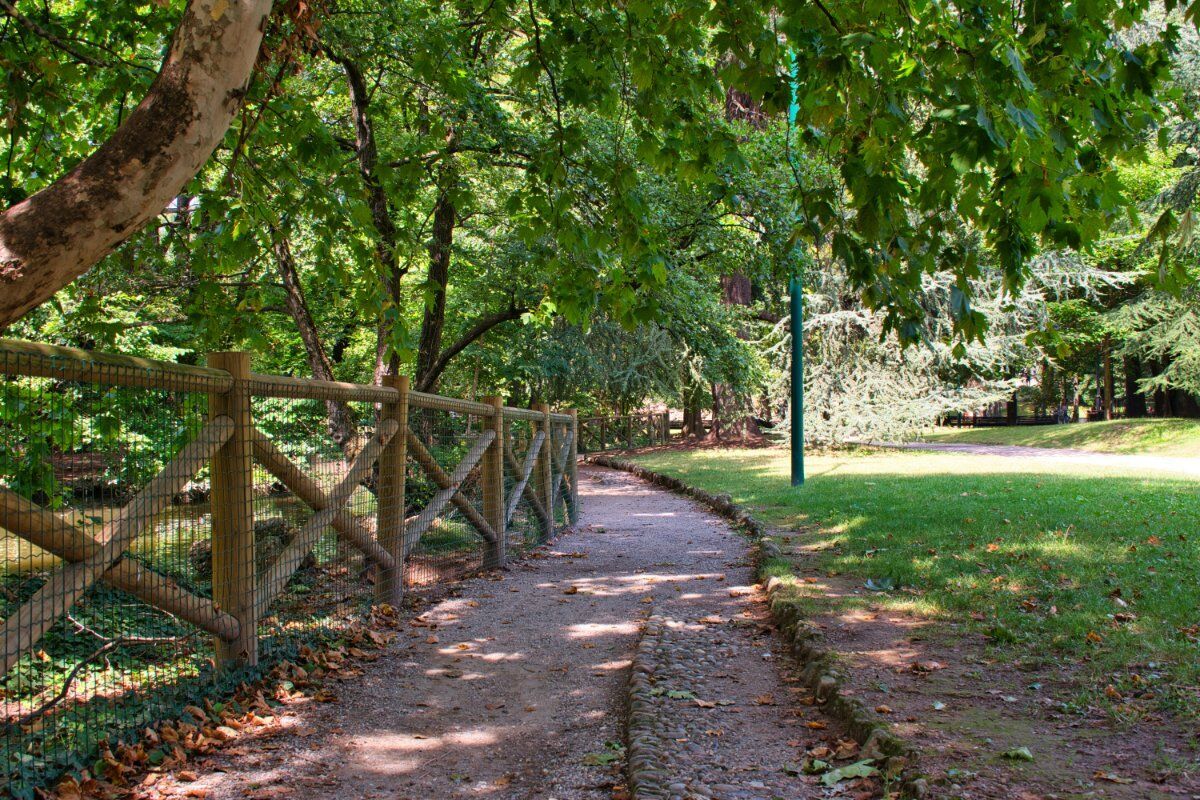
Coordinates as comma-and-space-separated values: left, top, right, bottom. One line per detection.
415, 304, 528, 392
0, 0, 106, 66
0, 0, 274, 330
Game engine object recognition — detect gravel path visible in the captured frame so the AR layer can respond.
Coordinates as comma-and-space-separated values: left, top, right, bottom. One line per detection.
626, 612, 836, 800
157, 465, 824, 800
872, 440, 1200, 477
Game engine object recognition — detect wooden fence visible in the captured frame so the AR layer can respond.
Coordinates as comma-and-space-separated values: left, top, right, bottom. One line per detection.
578, 411, 673, 453
0, 338, 577, 789
948, 413, 1058, 428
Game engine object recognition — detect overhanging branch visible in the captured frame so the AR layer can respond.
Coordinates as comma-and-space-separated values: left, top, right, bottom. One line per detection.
415, 304, 528, 392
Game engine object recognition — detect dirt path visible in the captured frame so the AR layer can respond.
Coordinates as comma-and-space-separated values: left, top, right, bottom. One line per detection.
874, 441, 1200, 477
155, 466, 828, 800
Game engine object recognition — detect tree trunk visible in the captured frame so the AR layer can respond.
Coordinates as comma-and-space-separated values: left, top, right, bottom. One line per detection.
1154, 367, 1169, 416
415, 165, 457, 392
1102, 335, 1114, 420
328, 49, 403, 384
1124, 356, 1147, 418
273, 230, 362, 458
0, 0, 273, 329
415, 305, 526, 393
705, 274, 761, 443
1171, 389, 1200, 418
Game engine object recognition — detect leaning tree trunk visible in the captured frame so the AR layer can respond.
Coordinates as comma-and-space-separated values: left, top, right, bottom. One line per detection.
273, 230, 362, 459
0, 0, 274, 329
415, 163, 457, 392
327, 49, 403, 384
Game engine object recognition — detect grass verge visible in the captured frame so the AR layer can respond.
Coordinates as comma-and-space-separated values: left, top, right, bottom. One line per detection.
922, 417, 1200, 457
629, 446, 1200, 717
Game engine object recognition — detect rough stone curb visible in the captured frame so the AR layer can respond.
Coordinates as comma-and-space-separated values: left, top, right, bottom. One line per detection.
625, 613, 672, 799
590, 456, 928, 798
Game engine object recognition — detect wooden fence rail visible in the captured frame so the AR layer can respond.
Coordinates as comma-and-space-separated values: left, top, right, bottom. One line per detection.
578, 411, 673, 453
0, 338, 578, 680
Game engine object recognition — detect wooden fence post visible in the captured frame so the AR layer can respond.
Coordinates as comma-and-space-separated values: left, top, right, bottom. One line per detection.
534, 402, 554, 533
662, 411, 670, 443
625, 415, 633, 449
376, 374, 408, 604
568, 409, 579, 524
482, 397, 506, 568
207, 351, 257, 669
600, 417, 607, 452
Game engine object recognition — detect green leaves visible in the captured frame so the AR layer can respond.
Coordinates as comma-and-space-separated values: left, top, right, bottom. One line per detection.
819, 760, 879, 786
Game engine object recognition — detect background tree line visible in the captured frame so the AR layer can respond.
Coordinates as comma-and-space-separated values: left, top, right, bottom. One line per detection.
1, 0, 1198, 456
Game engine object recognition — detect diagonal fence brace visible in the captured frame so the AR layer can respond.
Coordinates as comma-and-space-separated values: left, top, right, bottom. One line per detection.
503, 432, 550, 533
402, 430, 495, 559
406, 432, 497, 544
505, 430, 546, 526
1, 416, 235, 676
254, 419, 398, 620
0, 487, 240, 643
248, 427, 397, 572
550, 430, 574, 512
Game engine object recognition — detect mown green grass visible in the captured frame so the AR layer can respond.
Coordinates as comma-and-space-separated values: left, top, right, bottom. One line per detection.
631, 447, 1200, 714
923, 417, 1200, 457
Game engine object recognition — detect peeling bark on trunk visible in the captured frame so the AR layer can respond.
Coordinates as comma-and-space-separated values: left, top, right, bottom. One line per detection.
273, 230, 362, 458
0, 0, 274, 329
705, 273, 761, 443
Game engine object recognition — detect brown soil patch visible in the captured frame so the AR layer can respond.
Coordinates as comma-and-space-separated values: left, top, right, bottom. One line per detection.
776, 535, 1200, 799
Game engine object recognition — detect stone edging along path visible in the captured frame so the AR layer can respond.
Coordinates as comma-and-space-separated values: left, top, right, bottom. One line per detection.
588, 455, 928, 799
625, 614, 672, 799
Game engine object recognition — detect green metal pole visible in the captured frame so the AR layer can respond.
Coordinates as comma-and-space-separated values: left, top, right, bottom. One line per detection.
790, 274, 804, 486
789, 55, 804, 487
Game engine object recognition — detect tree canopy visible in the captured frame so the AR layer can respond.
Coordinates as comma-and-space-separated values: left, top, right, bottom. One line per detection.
1, 0, 1199, 434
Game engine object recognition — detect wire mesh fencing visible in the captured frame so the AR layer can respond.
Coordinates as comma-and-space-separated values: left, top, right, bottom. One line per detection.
578, 412, 672, 453
0, 340, 577, 797
402, 396, 490, 590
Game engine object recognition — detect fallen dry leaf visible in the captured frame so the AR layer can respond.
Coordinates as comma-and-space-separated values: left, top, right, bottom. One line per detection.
833, 739, 860, 759
1094, 771, 1133, 784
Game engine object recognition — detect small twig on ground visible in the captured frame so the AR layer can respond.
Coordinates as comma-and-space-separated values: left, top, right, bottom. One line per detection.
12, 631, 195, 727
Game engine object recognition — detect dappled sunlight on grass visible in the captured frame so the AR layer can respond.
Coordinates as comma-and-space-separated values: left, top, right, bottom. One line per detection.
633, 446, 1200, 713
925, 417, 1200, 456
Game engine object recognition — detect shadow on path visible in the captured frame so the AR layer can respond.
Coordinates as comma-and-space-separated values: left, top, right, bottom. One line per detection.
151, 466, 826, 800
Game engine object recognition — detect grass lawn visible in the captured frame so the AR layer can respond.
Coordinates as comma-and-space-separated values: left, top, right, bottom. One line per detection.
630, 446, 1200, 715
923, 417, 1200, 457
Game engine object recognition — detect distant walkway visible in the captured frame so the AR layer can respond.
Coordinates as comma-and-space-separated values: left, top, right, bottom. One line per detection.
870, 441, 1200, 478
